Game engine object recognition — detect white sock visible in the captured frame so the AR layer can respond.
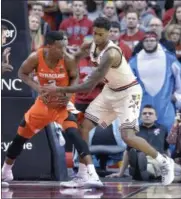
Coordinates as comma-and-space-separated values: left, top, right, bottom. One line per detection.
155, 153, 166, 165
87, 164, 99, 179
77, 163, 88, 177
2, 162, 13, 173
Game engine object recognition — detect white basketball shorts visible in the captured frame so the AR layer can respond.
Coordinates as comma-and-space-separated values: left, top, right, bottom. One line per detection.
85, 84, 143, 132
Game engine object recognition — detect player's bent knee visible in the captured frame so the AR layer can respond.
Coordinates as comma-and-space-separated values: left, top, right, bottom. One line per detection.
66, 127, 90, 158
7, 134, 29, 159
62, 121, 78, 130
82, 118, 97, 129
18, 118, 35, 139
80, 118, 96, 136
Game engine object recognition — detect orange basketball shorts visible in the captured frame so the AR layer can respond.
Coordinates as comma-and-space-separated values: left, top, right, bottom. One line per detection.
18, 98, 78, 139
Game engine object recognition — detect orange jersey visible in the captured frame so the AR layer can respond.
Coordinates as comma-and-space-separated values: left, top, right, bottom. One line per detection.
35, 48, 76, 108
19, 48, 79, 138
36, 48, 69, 87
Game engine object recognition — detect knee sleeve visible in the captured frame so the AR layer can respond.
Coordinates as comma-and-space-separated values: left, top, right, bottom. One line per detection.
62, 112, 78, 130
65, 128, 90, 158
7, 134, 29, 159
62, 121, 78, 130
18, 118, 35, 139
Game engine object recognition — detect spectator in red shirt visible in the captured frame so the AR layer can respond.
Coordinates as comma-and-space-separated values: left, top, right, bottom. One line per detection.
64, 34, 103, 112
120, 10, 145, 51
109, 21, 132, 61
163, 1, 181, 27
163, 8, 175, 27
75, 57, 104, 113
166, 4, 181, 27
59, 0, 93, 47
40, 0, 60, 30
120, 0, 155, 33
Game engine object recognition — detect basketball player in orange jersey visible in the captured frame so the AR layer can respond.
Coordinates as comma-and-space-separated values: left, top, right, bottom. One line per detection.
1, 31, 103, 188
42, 17, 175, 187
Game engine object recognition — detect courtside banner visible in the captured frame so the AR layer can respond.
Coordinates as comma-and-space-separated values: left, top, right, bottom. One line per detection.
1, 1, 32, 97
1, 98, 52, 180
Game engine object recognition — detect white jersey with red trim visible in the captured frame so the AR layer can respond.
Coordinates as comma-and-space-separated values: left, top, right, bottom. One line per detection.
89, 40, 136, 89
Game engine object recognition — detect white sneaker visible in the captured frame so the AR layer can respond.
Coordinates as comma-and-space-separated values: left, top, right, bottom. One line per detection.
60, 174, 104, 188
84, 173, 104, 188
60, 188, 103, 198
60, 188, 92, 196
160, 156, 174, 185
60, 175, 88, 188
1, 182, 9, 188
2, 169, 14, 182
2, 186, 13, 198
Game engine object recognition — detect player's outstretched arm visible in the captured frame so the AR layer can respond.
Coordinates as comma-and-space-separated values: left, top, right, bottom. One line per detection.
65, 54, 79, 87
41, 48, 121, 95
63, 54, 79, 100
18, 52, 40, 92
56, 48, 117, 93
73, 41, 92, 61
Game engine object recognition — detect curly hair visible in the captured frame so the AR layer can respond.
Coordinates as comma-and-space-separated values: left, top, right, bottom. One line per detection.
93, 17, 111, 30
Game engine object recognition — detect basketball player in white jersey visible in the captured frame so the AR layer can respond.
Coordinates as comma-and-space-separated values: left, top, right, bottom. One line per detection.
42, 17, 174, 187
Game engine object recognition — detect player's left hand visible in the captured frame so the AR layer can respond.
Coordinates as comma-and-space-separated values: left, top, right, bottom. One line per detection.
41, 84, 63, 96
47, 94, 70, 107
41, 83, 71, 107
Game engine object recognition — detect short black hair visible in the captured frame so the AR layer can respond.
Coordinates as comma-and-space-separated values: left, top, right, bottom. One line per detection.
45, 31, 64, 45
110, 21, 121, 32
93, 17, 111, 31
143, 104, 155, 110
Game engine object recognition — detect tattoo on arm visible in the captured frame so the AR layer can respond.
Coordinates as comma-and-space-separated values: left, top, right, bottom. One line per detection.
65, 55, 79, 86
74, 42, 91, 61
58, 49, 117, 93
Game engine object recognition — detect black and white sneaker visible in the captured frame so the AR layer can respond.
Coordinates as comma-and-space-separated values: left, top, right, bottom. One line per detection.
160, 156, 174, 185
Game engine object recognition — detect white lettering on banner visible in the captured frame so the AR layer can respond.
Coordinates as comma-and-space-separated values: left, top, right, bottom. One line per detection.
1, 79, 23, 91
1, 19, 17, 47
39, 73, 65, 79
3, 30, 15, 38
1, 142, 33, 152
